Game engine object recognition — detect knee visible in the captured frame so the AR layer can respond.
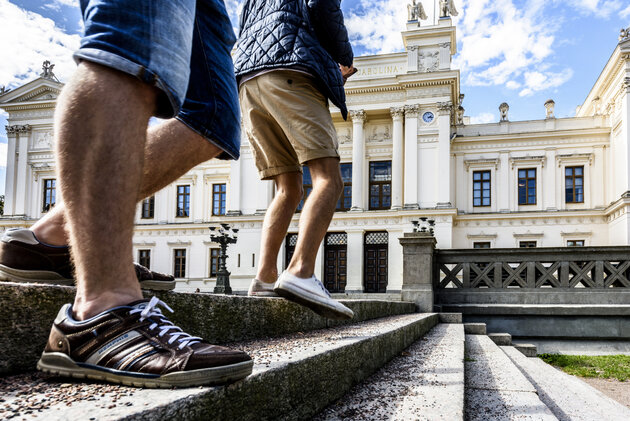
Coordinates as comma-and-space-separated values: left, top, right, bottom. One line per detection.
276, 182, 303, 208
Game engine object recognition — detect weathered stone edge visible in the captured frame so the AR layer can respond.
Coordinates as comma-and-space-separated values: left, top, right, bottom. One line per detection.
121, 314, 439, 421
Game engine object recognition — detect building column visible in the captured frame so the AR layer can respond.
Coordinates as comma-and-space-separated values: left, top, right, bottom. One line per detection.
227, 158, 242, 215
593, 145, 606, 209
498, 150, 510, 212
436, 102, 452, 208
350, 110, 366, 211
255, 179, 272, 215
345, 229, 364, 292
14, 125, 32, 216
390, 107, 405, 210
544, 148, 557, 210
403, 105, 419, 209
192, 173, 203, 223
4, 127, 17, 216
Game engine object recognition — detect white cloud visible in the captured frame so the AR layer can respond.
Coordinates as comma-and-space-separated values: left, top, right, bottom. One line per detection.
565, 0, 624, 18
0, 0, 80, 88
0, 142, 7, 169
518, 68, 574, 96
506, 80, 521, 89
469, 112, 496, 124
621, 5, 630, 18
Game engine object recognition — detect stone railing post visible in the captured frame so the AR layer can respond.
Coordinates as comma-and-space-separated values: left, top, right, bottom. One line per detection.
399, 232, 437, 312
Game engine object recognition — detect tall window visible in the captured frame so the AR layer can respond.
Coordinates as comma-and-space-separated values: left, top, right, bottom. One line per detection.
42, 179, 56, 212
174, 249, 186, 278
518, 168, 536, 205
297, 167, 312, 212
369, 161, 392, 210
565, 166, 584, 203
209, 248, 220, 277
138, 249, 151, 269
336, 163, 352, 211
519, 241, 537, 248
473, 171, 491, 207
212, 183, 226, 216
176, 185, 190, 217
141, 196, 155, 219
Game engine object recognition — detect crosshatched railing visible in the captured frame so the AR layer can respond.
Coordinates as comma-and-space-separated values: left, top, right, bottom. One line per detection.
435, 247, 630, 289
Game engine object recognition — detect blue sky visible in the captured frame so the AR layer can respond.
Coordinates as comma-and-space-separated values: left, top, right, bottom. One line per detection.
0, 0, 629, 195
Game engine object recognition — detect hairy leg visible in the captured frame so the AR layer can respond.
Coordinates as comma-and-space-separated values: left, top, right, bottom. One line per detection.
287, 158, 342, 278
255, 172, 303, 283
32, 113, 221, 246
56, 62, 155, 319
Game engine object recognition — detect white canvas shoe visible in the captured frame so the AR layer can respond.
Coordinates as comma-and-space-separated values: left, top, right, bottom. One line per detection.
274, 270, 354, 320
247, 278, 278, 297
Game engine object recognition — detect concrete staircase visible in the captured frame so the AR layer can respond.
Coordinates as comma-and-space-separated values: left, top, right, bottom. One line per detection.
2, 283, 630, 420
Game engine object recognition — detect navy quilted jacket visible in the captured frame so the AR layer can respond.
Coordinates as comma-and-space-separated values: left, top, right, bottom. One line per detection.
233, 0, 353, 120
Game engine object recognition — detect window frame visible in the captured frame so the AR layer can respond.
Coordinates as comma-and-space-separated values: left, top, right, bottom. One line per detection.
368, 161, 392, 211
519, 241, 537, 248
209, 248, 220, 277
567, 239, 585, 247
42, 178, 56, 213
212, 183, 227, 216
173, 248, 187, 278
297, 167, 312, 212
176, 185, 191, 217
472, 170, 491, 207
565, 166, 584, 204
473, 242, 491, 249
517, 168, 537, 205
141, 196, 155, 219
138, 249, 151, 269
336, 163, 352, 212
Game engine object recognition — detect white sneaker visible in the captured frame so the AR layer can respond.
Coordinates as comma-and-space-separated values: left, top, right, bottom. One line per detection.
274, 271, 354, 320
248, 278, 278, 297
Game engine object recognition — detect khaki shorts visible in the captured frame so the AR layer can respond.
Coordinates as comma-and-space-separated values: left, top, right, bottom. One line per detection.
239, 70, 339, 180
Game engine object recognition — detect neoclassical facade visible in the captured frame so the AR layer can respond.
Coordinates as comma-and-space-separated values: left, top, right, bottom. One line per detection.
1, 15, 629, 294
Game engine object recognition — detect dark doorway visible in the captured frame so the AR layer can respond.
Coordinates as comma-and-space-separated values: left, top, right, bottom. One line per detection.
285, 233, 298, 269
364, 231, 388, 293
324, 233, 347, 293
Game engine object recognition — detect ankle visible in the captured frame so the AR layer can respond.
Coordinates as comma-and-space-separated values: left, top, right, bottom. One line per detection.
73, 289, 143, 320
256, 267, 278, 284
31, 222, 68, 246
286, 263, 314, 279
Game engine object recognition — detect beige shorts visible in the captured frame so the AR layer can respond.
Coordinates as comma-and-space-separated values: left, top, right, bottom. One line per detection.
239, 70, 339, 180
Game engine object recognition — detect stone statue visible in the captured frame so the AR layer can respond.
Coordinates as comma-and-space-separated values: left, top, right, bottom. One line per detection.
407, 0, 427, 21
620, 27, 630, 42
0, 86, 9, 95
40, 60, 58, 81
440, 0, 459, 18
544, 99, 555, 119
499, 102, 509, 122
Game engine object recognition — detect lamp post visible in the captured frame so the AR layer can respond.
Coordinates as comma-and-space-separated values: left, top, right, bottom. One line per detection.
210, 224, 239, 294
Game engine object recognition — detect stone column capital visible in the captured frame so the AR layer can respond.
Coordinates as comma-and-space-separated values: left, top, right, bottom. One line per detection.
6, 124, 32, 135
404, 104, 419, 117
349, 109, 366, 123
437, 102, 453, 116
390, 106, 405, 119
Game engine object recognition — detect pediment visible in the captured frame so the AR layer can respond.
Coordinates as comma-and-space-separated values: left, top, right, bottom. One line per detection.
0, 77, 64, 106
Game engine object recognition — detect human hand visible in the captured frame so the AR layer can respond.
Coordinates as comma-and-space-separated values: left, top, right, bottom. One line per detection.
339, 64, 358, 84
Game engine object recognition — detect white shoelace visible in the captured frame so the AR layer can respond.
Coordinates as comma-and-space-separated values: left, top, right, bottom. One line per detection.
315, 278, 332, 298
129, 296, 202, 350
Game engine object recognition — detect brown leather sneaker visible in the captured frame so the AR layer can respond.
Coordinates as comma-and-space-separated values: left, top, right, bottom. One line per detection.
0, 228, 175, 290
37, 297, 253, 388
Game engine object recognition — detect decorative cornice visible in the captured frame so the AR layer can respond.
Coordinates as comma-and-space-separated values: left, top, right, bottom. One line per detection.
404, 104, 419, 117
509, 155, 546, 169
556, 153, 594, 167
464, 158, 499, 171
437, 101, 452, 115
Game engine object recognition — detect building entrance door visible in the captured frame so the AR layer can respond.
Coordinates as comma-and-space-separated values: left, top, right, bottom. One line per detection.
323, 233, 347, 293
364, 231, 389, 293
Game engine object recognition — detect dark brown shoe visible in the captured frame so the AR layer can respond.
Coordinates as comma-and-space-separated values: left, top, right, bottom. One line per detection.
37, 297, 253, 388
0, 228, 175, 290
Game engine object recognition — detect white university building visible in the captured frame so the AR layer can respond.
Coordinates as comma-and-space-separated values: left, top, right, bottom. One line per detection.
1, 13, 630, 295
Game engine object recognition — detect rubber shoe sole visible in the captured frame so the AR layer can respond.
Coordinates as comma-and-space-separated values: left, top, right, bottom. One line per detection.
0, 264, 73, 285
274, 280, 353, 321
37, 352, 253, 388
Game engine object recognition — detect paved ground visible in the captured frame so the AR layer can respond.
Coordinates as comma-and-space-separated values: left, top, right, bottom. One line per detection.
580, 377, 630, 410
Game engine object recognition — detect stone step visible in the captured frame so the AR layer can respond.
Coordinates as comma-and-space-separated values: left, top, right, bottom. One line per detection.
513, 343, 537, 357
465, 334, 557, 420
488, 332, 512, 346
315, 323, 465, 421
0, 282, 416, 375
438, 312, 462, 323
463, 322, 486, 335
0, 313, 438, 421
501, 345, 630, 421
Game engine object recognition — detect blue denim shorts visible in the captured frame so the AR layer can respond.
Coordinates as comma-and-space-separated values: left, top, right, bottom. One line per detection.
74, 0, 240, 159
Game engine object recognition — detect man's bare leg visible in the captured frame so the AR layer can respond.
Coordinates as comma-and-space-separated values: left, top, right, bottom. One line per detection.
287, 157, 342, 278
255, 172, 303, 283
56, 62, 156, 320
32, 119, 221, 246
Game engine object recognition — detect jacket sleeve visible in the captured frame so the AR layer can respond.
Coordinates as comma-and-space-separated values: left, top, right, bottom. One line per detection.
307, 0, 354, 66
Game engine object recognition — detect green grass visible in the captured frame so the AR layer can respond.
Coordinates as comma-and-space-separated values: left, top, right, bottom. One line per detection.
539, 354, 630, 382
